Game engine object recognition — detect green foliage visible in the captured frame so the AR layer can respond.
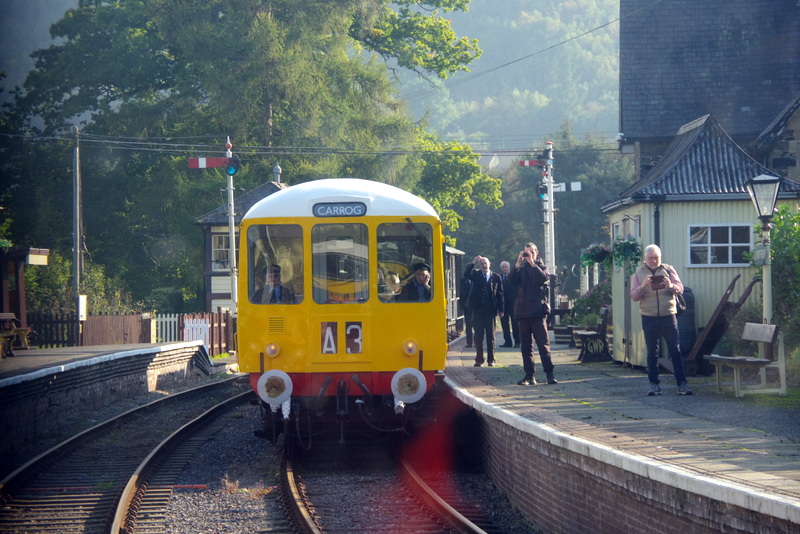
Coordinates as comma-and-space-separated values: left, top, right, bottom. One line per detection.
763, 205, 800, 352
401, 0, 620, 145
148, 287, 185, 314
571, 278, 611, 327
610, 235, 641, 276
580, 242, 611, 268
25, 250, 139, 315
412, 131, 502, 238
351, 2, 481, 80
3, 0, 483, 312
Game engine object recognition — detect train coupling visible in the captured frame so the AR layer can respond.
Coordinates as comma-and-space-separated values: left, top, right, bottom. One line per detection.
394, 399, 406, 415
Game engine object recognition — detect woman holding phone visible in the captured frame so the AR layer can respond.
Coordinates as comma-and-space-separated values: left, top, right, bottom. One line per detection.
630, 244, 692, 396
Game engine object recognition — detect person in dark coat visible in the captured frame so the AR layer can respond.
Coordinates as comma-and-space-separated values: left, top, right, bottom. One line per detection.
499, 261, 520, 348
508, 243, 556, 386
460, 268, 475, 347
465, 255, 504, 367
398, 263, 432, 302
254, 265, 296, 304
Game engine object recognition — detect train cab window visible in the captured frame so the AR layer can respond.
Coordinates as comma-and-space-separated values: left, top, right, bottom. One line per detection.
312, 224, 369, 304
377, 222, 433, 303
247, 224, 303, 304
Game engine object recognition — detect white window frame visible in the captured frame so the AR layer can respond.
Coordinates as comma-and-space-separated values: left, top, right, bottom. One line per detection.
687, 223, 752, 267
212, 234, 231, 272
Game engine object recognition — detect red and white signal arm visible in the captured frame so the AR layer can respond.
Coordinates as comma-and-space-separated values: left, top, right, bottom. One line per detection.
188, 157, 227, 169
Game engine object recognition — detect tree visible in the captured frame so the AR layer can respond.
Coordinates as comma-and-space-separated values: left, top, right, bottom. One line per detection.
412, 131, 502, 239
763, 205, 800, 351
2, 0, 483, 311
25, 250, 139, 315
400, 0, 620, 144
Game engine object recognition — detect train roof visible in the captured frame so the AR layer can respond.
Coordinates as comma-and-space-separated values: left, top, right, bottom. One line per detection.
242, 178, 439, 220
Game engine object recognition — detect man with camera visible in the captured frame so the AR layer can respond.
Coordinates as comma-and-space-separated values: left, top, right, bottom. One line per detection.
630, 244, 691, 396
508, 242, 557, 386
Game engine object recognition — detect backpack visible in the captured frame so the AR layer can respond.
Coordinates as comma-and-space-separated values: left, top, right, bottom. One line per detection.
675, 292, 687, 316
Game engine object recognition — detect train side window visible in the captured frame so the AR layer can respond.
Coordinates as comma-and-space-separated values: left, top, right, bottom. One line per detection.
312, 224, 369, 304
247, 224, 304, 304
377, 222, 433, 303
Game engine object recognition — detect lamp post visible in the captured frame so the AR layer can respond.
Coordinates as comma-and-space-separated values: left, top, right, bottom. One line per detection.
745, 174, 782, 324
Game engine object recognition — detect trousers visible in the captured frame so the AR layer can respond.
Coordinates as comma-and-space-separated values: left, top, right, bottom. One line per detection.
472, 308, 497, 364
641, 314, 686, 385
517, 316, 553, 376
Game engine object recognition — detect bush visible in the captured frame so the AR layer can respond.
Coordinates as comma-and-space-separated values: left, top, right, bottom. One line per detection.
572, 278, 611, 326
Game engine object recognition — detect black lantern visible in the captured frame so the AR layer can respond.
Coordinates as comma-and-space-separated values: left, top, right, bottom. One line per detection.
745, 174, 782, 324
746, 174, 781, 226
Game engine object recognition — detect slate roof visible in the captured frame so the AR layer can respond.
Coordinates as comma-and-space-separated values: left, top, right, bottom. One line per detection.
194, 181, 286, 225
602, 114, 800, 212
620, 0, 800, 142
755, 91, 800, 151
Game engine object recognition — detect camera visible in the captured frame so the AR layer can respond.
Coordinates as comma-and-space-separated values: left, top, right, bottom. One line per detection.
522, 252, 530, 258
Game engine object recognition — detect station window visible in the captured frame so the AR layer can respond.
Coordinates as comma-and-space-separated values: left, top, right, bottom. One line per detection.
377, 222, 433, 303
247, 225, 303, 304
689, 224, 751, 266
312, 224, 369, 304
212, 234, 231, 271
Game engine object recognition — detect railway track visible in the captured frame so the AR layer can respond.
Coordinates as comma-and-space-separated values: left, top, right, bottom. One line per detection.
282, 438, 514, 534
0, 377, 251, 534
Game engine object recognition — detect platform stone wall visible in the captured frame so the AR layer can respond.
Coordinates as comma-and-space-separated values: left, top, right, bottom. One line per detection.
0, 343, 214, 458
448, 385, 797, 534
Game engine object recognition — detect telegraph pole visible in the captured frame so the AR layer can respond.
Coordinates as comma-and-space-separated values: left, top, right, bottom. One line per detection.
71, 125, 87, 344
71, 125, 82, 299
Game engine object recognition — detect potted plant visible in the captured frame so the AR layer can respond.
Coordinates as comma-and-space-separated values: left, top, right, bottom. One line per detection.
610, 235, 641, 275
580, 242, 611, 268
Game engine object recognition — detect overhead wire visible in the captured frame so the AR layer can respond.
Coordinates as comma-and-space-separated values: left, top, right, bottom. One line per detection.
402, 0, 665, 103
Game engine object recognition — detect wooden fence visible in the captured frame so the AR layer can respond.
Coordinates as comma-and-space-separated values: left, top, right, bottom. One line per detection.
26, 309, 234, 357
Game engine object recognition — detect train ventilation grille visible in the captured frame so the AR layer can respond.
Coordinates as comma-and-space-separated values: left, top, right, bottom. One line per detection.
268, 316, 285, 333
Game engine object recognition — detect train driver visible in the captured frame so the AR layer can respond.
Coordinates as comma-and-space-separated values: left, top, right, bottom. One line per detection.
397, 262, 432, 302
255, 264, 296, 304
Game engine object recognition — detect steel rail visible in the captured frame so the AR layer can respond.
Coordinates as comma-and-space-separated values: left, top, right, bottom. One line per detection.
400, 459, 489, 534
111, 389, 253, 533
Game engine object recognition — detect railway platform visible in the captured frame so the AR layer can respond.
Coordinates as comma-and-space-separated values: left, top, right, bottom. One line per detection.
0, 342, 236, 459
445, 333, 800, 532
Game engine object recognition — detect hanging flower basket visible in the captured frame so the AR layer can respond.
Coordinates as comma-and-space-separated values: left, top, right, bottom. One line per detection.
580, 243, 611, 268
610, 236, 641, 275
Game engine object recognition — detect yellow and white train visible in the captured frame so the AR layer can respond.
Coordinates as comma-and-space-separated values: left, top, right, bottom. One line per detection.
237, 178, 450, 445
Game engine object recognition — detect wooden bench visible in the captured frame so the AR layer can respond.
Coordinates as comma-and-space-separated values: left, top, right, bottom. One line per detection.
704, 323, 787, 397
574, 307, 612, 362
0, 313, 31, 358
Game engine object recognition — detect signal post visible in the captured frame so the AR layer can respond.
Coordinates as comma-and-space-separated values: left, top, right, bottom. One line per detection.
520, 142, 581, 322
189, 137, 241, 310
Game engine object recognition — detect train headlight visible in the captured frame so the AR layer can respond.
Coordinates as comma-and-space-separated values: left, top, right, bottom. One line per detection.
256, 370, 293, 408
402, 339, 418, 356
391, 368, 427, 404
265, 342, 280, 358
